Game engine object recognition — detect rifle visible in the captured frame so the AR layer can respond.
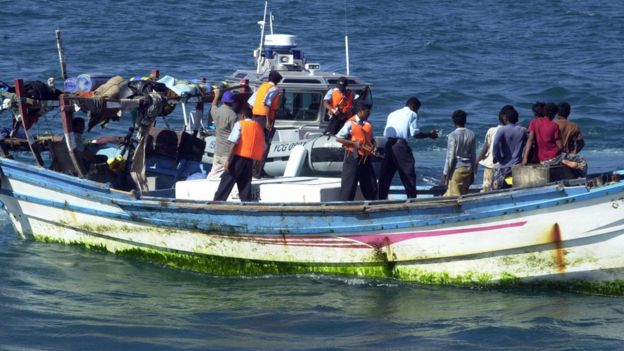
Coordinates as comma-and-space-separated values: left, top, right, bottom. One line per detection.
328, 94, 347, 118
324, 92, 350, 135
356, 142, 379, 165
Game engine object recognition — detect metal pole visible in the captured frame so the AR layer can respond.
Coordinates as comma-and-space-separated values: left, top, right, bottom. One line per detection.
345, 35, 350, 76
256, 1, 268, 73
55, 29, 68, 80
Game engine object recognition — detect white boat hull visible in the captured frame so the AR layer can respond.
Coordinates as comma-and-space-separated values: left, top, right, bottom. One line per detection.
1, 159, 624, 295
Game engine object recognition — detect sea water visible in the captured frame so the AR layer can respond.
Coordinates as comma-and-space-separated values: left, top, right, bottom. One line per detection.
1, 0, 623, 349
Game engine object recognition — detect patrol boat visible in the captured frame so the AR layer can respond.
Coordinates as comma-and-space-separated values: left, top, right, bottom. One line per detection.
203, 31, 375, 177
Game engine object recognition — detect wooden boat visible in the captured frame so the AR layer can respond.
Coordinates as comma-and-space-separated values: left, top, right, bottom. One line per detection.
2, 77, 624, 296
1, 159, 624, 295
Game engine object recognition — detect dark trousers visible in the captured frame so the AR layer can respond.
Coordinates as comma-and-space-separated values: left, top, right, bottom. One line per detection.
324, 113, 347, 135
252, 118, 276, 178
340, 151, 378, 201
378, 137, 417, 199
214, 155, 255, 201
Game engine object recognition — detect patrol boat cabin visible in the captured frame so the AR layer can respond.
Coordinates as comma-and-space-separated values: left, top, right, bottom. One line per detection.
204, 33, 374, 177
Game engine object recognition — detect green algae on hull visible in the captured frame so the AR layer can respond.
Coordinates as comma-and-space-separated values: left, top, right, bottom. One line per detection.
33, 233, 109, 252
118, 247, 393, 278
29, 233, 624, 297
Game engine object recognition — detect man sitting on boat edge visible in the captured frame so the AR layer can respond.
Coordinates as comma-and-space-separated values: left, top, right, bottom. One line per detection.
555, 101, 587, 177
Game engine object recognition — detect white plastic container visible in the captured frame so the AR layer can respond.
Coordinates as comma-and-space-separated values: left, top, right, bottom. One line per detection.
76, 73, 113, 92
283, 145, 307, 177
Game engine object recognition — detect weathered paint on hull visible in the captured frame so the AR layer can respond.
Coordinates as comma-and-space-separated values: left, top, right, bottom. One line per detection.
1, 158, 624, 295
20, 220, 624, 296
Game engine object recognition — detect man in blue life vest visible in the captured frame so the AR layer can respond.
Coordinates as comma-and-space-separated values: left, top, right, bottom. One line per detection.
247, 70, 283, 178
213, 107, 265, 202
335, 100, 377, 201
323, 76, 355, 135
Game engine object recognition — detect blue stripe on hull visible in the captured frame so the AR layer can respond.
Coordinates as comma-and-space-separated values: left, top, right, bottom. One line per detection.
2, 157, 624, 236
2, 181, 623, 238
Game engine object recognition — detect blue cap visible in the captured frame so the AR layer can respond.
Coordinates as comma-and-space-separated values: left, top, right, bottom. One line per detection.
221, 91, 235, 105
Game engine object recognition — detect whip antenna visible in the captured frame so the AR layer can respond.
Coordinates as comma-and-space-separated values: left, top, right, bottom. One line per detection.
344, 1, 350, 76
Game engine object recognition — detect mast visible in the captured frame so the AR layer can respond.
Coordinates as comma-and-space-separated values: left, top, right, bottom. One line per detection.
256, 1, 269, 74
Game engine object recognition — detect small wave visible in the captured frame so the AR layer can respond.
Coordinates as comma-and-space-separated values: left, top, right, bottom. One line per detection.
302, 273, 401, 288
424, 40, 444, 51
585, 148, 624, 155
565, 10, 596, 17
536, 86, 572, 99
420, 175, 440, 186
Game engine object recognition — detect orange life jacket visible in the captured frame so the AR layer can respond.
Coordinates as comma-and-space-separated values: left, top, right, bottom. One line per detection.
344, 116, 374, 156
233, 119, 265, 160
252, 82, 280, 120
330, 89, 354, 114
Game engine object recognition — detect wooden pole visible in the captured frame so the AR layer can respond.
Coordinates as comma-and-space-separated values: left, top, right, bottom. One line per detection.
60, 94, 84, 177
55, 29, 68, 80
14, 79, 44, 167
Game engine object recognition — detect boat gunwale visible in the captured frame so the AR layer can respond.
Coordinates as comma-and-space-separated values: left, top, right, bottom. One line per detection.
2, 156, 623, 217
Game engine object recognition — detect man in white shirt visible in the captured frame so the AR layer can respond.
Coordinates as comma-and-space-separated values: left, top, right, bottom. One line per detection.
378, 97, 438, 199
476, 106, 509, 192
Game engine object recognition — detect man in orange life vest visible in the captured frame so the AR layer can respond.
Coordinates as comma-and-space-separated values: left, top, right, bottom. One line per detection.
213, 107, 265, 202
335, 100, 378, 201
323, 76, 355, 135
248, 70, 283, 177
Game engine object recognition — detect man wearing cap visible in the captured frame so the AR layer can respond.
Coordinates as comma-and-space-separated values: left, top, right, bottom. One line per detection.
247, 70, 283, 177
323, 77, 355, 135
335, 100, 378, 201
378, 97, 438, 199
207, 88, 239, 180
213, 107, 265, 202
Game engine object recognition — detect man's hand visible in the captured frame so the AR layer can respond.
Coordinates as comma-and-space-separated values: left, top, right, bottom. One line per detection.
223, 158, 230, 172
212, 88, 222, 106
440, 174, 447, 186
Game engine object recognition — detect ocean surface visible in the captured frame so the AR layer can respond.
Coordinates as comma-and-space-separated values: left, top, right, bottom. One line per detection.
1, 0, 624, 349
